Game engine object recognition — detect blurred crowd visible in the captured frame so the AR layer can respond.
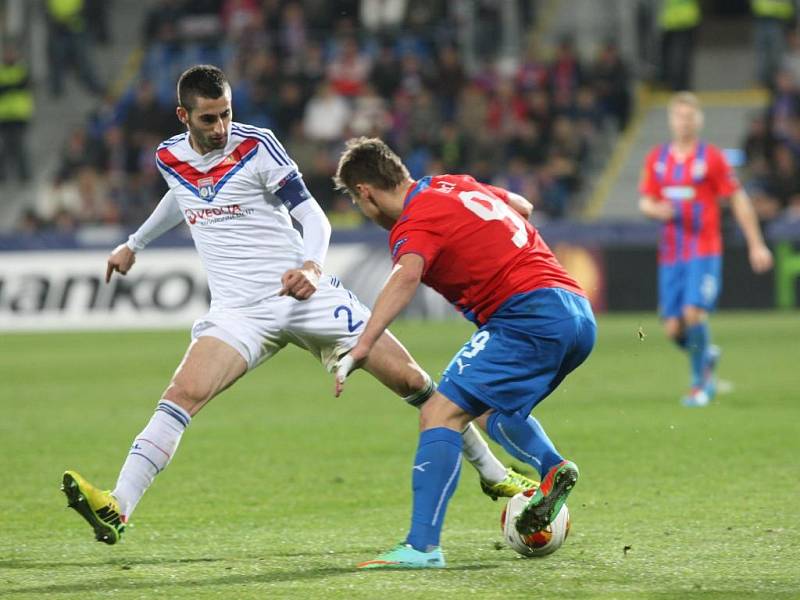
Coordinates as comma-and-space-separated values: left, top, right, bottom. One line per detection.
18, 0, 632, 233
742, 26, 800, 223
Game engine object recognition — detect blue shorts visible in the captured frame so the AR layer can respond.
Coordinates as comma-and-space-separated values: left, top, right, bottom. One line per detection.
438, 288, 596, 419
658, 256, 722, 319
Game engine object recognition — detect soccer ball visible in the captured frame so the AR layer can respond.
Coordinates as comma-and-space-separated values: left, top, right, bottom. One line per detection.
500, 488, 570, 557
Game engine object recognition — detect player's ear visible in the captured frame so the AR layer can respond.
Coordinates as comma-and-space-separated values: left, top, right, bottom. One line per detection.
176, 106, 189, 126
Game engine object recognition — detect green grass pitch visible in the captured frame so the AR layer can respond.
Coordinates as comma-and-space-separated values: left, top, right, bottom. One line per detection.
1, 312, 798, 599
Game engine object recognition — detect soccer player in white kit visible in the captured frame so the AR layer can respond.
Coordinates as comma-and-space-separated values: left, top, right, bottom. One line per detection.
61, 65, 535, 544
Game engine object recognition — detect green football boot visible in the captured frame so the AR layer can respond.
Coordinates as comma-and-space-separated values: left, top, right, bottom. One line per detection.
515, 460, 579, 535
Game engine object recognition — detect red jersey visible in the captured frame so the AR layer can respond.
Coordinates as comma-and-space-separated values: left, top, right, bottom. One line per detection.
389, 174, 584, 325
639, 141, 739, 264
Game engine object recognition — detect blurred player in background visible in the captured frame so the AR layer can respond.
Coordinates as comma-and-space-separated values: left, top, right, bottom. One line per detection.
639, 92, 773, 407
61, 65, 534, 546
334, 138, 596, 569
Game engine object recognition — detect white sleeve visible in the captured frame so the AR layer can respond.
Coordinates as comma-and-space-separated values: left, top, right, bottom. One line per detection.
289, 198, 331, 268
126, 189, 184, 252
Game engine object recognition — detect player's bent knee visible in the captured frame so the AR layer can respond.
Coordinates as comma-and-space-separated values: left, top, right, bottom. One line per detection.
419, 392, 472, 431
402, 369, 434, 407
682, 306, 707, 326
664, 318, 683, 340
162, 380, 211, 415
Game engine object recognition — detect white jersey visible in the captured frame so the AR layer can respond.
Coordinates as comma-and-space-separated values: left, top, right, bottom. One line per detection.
155, 122, 304, 309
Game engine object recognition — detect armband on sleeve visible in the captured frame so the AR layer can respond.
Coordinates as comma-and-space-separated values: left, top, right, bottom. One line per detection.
275, 172, 313, 210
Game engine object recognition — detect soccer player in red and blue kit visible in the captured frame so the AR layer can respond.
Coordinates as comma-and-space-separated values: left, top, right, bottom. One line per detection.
639, 92, 772, 407
333, 137, 596, 569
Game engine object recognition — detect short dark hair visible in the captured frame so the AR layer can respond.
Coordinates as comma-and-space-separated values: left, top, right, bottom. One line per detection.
334, 137, 410, 197
177, 65, 229, 110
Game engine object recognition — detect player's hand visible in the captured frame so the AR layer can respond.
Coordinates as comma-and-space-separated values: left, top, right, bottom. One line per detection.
279, 261, 321, 300
105, 243, 136, 283
334, 344, 369, 397
651, 202, 675, 222
749, 243, 773, 274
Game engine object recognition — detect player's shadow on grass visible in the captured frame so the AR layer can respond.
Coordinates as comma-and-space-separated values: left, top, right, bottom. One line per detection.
3, 563, 497, 595
0, 557, 222, 570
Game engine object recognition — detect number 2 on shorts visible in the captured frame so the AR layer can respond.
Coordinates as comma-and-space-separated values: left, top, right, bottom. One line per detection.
334, 305, 364, 333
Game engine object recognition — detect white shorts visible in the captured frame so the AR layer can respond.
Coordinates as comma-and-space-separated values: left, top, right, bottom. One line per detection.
191, 276, 371, 371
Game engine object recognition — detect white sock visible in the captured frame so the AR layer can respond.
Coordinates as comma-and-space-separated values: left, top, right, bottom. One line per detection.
112, 399, 190, 518
461, 422, 507, 484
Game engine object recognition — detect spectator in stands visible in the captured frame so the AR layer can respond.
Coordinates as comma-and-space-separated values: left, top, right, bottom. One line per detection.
45, 0, 104, 97
350, 84, 392, 137
658, 0, 701, 90
360, 0, 407, 35
0, 42, 33, 183
550, 36, 583, 98
433, 45, 466, 120
279, 2, 308, 73
433, 121, 469, 172
303, 82, 352, 142
767, 69, 800, 139
516, 44, 550, 93
592, 41, 631, 130
122, 81, 176, 174
143, 0, 187, 44
781, 28, 800, 86
327, 37, 371, 97
220, 0, 262, 42
749, 142, 800, 220
20, 0, 634, 232
408, 90, 442, 149
751, 0, 795, 88
397, 52, 433, 97
369, 43, 402, 100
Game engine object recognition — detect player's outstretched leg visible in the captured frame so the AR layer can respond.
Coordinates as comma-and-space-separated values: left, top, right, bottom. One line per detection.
111, 399, 192, 517
484, 411, 579, 534
63, 337, 246, 542
62, 398, 191, 543
61, 471, 125, 545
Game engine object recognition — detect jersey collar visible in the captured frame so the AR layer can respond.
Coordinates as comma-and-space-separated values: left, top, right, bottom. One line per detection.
403, 176, 432, 208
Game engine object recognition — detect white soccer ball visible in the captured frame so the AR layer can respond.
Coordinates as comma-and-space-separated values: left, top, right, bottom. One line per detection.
500, 488, 571, 557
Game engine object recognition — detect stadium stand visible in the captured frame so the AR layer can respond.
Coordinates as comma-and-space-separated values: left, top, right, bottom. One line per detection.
8, 0, 633, 234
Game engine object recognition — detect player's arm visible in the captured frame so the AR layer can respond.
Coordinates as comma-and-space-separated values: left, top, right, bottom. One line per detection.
638, 194, 674, 222
729, 188, 773, 273
506, 191, 533, 219
106, 189, 183, 283
638, 150, 673, 222
484, 184, 533, 219
277, 174, 332, 300
335, 253, 424, 397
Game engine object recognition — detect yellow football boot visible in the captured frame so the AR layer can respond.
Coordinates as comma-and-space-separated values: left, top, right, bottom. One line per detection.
61, 470, 125, 545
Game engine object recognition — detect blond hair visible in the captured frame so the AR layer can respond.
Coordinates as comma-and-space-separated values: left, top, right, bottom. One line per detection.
668, 91, 702, 113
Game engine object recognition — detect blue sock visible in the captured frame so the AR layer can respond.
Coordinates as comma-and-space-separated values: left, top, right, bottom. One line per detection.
685, 322, 709, 388
486, 413, 563, 478
673, 334, 688, 351
405, 427, 462, 552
